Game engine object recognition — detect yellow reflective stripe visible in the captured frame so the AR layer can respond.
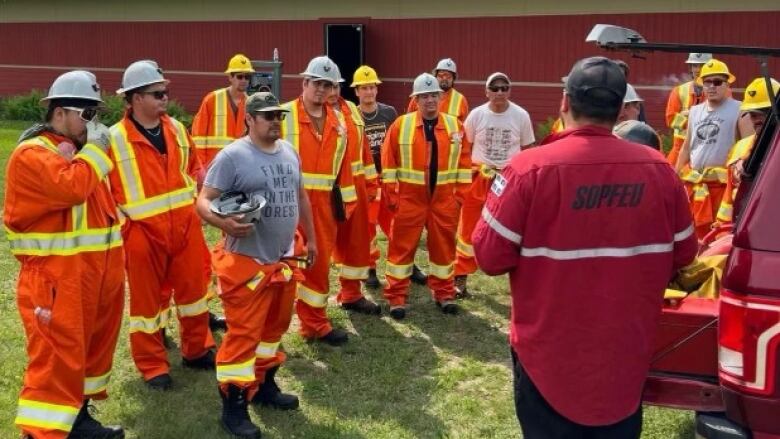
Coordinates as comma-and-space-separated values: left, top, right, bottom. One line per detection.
193, 136, 233, 149
693, 184, 710, 202
672, 83, 691, 135
456, 236, 474, 257
16, 399, 79, 432
382, 168, 398, 183
341, 185, 357, 203
281, 101, 300, 151
397, 169, 426, 184
398, 113, 415, 173
386, 262, 413, 279
84, 371, 111, 395
216, 357, 256, 383
177, 295, 209, 317
171, 118, 195, 189
6, 225, 122, 256
441, 113, 462, 179
338, 264, 369, 280
109, 123, 145, 203
717, 201, 733, 222
77, 143, 114, 178
302, 173, 336, 191
255, 341, 280, 359
23, 136, 60, 154
119, 186, 195, 220
727, 135, 755, 166
364, 164, 378, 179
213, 88, 228, 139
679, 167, 728, 184
160, 306, 172, 327
447, 90, 464, 117
297, 284, 328, 308
429, 262, 454, 279
71, 203, 87, 231
351, 160, 364, 175
128, 312, 164, 334
247, 271, 266, 291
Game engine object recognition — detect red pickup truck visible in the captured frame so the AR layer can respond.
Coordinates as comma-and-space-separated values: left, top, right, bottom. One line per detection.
587, 25, 780, 439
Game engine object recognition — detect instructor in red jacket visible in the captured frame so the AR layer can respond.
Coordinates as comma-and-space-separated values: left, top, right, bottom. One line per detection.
473, 57, 697, 439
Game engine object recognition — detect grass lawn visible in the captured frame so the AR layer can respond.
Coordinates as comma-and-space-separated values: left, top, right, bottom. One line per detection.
0, 120, 694, 438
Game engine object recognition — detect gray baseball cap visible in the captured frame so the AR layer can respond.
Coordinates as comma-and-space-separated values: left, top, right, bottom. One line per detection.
246, 92, 288, 113
564, 57, 627, 107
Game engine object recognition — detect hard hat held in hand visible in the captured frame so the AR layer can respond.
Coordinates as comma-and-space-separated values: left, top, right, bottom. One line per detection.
410, 73, 444, 97
685, 53, 713, 64
351, 65, 382, 87
741, 77, 780, 112
300, 56, 344, 84
41, 70, 103, 103
434, 58, 457, 75
225, 54, 255, 74
210, 191, 267, 224
696, 59, 736, 85
117, 60, 170, 95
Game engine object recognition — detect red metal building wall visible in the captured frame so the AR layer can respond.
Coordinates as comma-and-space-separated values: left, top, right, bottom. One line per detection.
1, 11, 778, 131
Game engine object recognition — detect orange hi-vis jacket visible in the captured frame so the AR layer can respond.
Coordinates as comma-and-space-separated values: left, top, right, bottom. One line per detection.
407, 88, 470, 122
381, 112, 471, 302
191, 87, 247, 168
679, 165, 728, 239
108, 113, 199, 224
717, 134, 755, 223
5, 132, 124, 437
666, 81, 704, 141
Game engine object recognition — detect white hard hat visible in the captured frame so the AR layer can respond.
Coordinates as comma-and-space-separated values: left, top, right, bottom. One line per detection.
434, 58, 457, 75
410, 73, 444, 97
300, 56, 344, 84
116, 60, 170, 95
41, 70, 102, 103
685, 53, 713, 64
209, 191, 267, 224
623, 84, 643, 103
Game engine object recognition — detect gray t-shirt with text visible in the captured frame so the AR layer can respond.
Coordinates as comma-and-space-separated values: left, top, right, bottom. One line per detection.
204, 137, 301, 263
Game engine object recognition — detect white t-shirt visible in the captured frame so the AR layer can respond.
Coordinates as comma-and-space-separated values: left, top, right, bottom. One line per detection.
688, 98, 741, 170
464, 101, 535, 169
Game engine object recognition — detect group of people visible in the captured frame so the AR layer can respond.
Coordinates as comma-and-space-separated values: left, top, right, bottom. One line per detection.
3, 47, 776, 439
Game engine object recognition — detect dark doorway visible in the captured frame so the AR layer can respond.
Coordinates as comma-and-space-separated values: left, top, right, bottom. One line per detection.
325, 23, 364, 104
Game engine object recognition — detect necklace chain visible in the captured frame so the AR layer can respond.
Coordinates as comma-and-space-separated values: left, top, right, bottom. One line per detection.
362, 106, 379, 121
144, 125, 161, 136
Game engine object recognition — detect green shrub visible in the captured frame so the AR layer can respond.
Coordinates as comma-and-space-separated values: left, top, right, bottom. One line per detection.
0, 90, 47, 121
535, 116, 557, 142
0, 91, 192, 128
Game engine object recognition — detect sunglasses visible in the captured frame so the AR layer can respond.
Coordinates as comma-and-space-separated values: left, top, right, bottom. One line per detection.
234, 74, 251, 81
310, 80, 335, 90
488, 85, 510, 92
258, 111, 286, 121
702, 79, 726, 87
63, 106, 99, 122
141, 89, 170, 100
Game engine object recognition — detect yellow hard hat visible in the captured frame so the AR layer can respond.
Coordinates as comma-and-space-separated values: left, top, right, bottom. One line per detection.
351, 65, 382, 87
225, 54, 255, 74
696, 58, 735, 85
741, 77, 780, 111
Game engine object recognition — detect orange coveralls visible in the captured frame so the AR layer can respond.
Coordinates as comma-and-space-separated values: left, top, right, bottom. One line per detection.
108, 113, 215, 381
191, 87, 247, 169
5, 133, 124, 438
665, 81, 705, 165
332, 98, 379, 304
381, 112, 472, 306
455, 165, 496, 276
280, 97, 358, 338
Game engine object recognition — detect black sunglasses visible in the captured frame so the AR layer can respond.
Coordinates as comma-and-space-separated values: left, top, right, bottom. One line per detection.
234, 74, 251, 81
259, 111, 286, 121
702, 79, 726, 87
142, 89, 170, 100
488, 85, 510, 92
63, 106, 99, 122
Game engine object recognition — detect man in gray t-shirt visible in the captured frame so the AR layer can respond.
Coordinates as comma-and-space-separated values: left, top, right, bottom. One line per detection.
196, 92, 316, 438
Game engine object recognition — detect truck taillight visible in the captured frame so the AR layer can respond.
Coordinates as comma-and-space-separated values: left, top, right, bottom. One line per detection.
719, 289, 780, 396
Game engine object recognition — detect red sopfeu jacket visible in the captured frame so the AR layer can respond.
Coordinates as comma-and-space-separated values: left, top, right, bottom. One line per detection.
473, 126, 697, 425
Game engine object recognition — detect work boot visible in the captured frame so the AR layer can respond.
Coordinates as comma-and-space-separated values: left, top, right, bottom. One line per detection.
251, 366, 299, 410
69, 400, 125, 438
145, 373, 173, 391
220, 385, 262, 439
364, 268, 382, 288
209, 311, 228, 332
454, 275, 471, 299
389, 306, 406, 321
182, 349, 216, 370
436, 300, 460, 315
341, 297, 381, 315
317, 328, 349, 346
410, 265, 428, 285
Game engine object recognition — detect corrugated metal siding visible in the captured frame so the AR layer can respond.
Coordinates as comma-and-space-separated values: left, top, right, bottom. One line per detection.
1, 11, 778, 131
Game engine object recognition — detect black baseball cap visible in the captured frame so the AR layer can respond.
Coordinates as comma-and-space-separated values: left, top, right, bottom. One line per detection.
564, 57, 627, 107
